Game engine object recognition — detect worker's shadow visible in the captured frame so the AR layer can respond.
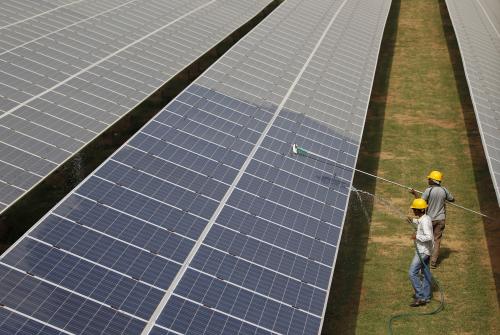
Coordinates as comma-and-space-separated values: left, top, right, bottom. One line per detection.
436, 247, 454, 265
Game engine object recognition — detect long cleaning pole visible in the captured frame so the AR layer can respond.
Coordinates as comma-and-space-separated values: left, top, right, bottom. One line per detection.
291, 144, 492, 220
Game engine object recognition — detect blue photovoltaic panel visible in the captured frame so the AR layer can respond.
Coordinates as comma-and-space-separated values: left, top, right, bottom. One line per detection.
0, 306, 65, 335
0, 0, 273, 214
446, 0, 500, 205
0, 0, 392, 334
0, 263, 146, 334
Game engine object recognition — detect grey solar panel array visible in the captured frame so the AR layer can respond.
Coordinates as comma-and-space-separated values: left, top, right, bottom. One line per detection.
0, 0, 274, 214
446, 0, 500, 205
0, 0, 392, 334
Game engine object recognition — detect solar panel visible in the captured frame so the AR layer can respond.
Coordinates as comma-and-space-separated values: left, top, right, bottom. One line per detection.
0, 0, 274, 213
445, 0, 500, 205
0, 0, 392, 333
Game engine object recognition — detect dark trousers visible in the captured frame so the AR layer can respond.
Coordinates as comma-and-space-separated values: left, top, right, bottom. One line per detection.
431, 220, 445, 265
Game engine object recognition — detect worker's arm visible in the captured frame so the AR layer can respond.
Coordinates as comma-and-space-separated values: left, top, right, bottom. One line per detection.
409, 188, 419, 198
444, 187, 455, 202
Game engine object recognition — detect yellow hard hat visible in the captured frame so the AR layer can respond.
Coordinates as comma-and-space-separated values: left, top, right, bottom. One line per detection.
427, 170, 443, 182
411, 198, 428, 210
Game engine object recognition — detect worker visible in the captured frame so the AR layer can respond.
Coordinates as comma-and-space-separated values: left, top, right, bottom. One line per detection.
410, 170, 454, 268
408, 198, 434, 307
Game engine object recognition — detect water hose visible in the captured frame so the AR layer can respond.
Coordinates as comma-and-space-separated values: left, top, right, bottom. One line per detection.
386, 228, 445, 334
349, 188, 445, 334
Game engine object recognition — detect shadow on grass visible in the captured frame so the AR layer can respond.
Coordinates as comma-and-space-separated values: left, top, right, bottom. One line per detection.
321, 0, 401, 333
436, 247, 455, 265
438, 0, 500, 306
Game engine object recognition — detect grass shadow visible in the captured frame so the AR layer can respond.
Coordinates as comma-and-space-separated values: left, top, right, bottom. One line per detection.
321, 0, 401, 333
438, 0, 500, 305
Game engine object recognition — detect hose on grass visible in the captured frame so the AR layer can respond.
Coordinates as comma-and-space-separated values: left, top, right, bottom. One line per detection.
350, 189, 446, 333
351, 189, 445, 334
386, 238, 445, 334
349, 187, 445, 334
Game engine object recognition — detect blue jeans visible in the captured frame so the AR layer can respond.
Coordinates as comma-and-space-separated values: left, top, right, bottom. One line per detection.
408, 252, 432, 301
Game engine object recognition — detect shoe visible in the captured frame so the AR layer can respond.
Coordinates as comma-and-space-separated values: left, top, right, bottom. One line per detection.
409, 299, 427, 307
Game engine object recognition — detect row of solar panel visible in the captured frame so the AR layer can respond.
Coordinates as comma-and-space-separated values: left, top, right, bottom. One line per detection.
19, 83, 341, 264
1, 226, 327, 332
0, 0, 393, 333
0, 264, 146, 334
0, 86, 343, 334
0, 305, 67, 335
0, 98, 340, 333
2, 224, 327, 317
144, 0, 392, 332
1, 0, 73, 27
0, 0, 273, 213
445, 0, 500, 204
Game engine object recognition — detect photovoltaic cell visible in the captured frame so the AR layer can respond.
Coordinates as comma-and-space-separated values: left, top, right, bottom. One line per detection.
445, 0, 500, 205
0, 0, 274, 214
0, 0, 392, 334
0, 306, 66, 335
0, 264, 146, 334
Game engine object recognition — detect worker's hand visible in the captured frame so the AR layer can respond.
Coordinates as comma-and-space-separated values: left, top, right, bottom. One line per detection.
409, 188, 418, 197
411, 233, 416, 240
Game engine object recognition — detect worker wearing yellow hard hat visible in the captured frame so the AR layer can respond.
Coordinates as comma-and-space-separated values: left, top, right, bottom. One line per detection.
427, 170, 443, 183
410, 198, 428, 210
410, 170, 454, 268
408, 198, 433, 307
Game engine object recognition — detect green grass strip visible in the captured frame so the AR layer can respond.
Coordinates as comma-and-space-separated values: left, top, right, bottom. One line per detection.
322, 0, 500, 334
